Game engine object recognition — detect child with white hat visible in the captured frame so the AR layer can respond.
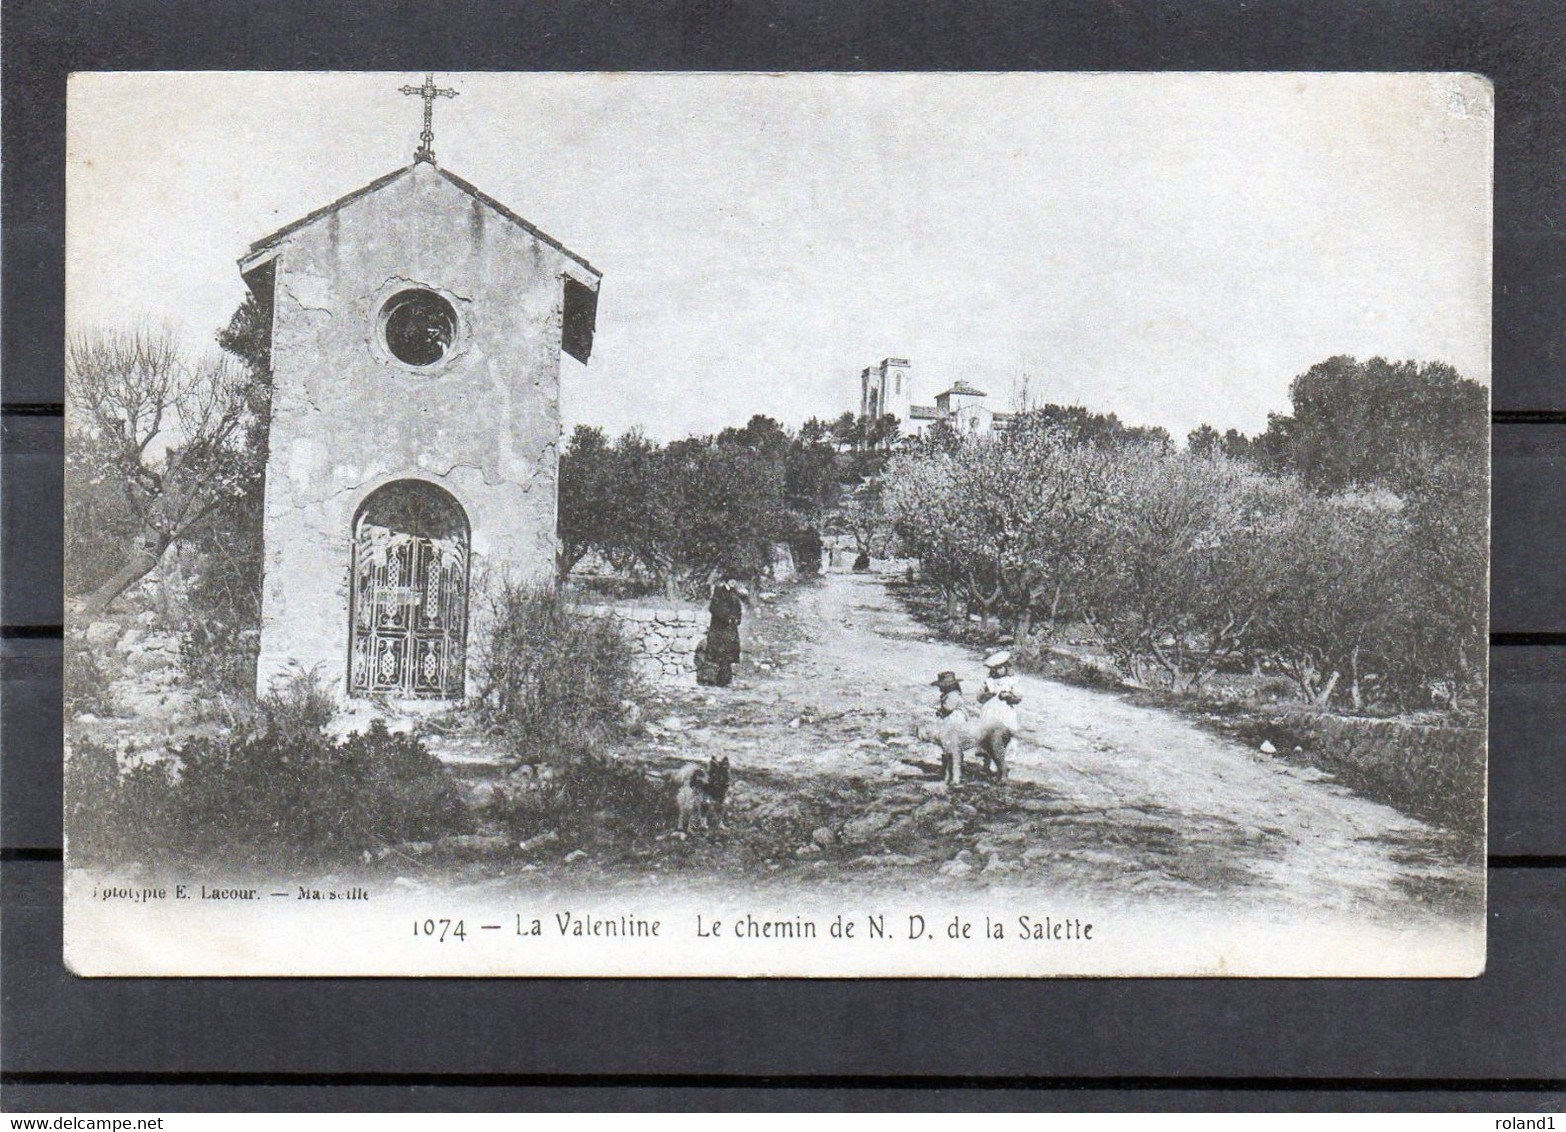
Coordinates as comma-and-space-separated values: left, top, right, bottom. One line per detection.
974, 651, 1022, 782
978, 650, 1022, 708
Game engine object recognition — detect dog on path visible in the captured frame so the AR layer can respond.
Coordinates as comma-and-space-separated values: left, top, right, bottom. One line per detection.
672, 755, 731, 834
918, 710, 1013, 785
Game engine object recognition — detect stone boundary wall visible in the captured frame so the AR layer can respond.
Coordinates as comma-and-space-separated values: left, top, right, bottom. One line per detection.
574, 604, 705, 684
1259, 708, 1484, 833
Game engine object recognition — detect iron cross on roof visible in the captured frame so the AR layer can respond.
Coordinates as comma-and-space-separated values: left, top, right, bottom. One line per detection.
399, 73, 460, 164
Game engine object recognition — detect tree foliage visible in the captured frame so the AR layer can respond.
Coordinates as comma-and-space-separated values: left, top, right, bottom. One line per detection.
557, 414, 843, 598
1080, 449, 1297, 691
557, 425, 620, 580
179, 293, 275, 692
1267, 356, 1487, 493
66, 325, 266, 615
888, 360, 1488, 711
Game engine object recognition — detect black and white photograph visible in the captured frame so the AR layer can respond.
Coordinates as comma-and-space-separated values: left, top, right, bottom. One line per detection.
61, 71, 1491, 976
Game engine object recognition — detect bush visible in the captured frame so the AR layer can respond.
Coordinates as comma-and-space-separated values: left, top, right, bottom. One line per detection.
64, 445, 139, 599
788, 526, 824, 577
66, 718, 470, 868
482, 756, 667, 844
260, 662, 337, 743
177, 469, 266, 698
886, 366, 1489, 713
181, 621, 259, 698
469, 580, 640, 766
1010, 640, 1122, 692
1082, 449, 1298, 692
65, 741, 171, 863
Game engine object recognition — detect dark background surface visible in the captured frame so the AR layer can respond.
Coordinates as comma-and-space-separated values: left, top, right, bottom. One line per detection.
3, 0, 1563, 1112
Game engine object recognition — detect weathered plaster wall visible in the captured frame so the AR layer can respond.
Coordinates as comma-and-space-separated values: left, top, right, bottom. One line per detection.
255, 163, 595, 697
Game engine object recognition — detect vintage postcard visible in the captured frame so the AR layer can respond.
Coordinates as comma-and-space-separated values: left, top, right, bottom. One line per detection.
63, 72, 1490, 976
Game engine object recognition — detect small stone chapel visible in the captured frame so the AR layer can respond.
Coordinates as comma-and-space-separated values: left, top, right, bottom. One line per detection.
243, 77, 600, 701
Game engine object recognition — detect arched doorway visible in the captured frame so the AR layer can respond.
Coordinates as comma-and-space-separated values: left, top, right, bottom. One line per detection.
348, 480, 470, 699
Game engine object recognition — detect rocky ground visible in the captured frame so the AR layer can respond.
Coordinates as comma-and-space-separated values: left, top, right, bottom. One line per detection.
68, 571, 1481, 928
69, 608, 229, 751
426, 570, 1482, 927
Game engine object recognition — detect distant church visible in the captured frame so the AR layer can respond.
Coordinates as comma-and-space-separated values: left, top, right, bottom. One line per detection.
243, 77, 600, 700
858, 357, 1010, 437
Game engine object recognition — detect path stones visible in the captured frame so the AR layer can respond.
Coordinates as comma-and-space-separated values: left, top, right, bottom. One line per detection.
84, 621, 120, 647
851, 852, 922, 868
435, 833, 511, 855
939, 849, 976, 878
840, 810, 892, 843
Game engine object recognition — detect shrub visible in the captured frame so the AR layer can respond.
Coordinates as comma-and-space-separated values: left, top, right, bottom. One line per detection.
173, 720, 468, 865
65, 741, 170, 863
788, 526, 824, 577
259, 662, 337, 744
1082, 450, 1299, 692
482, 756, 667, 844
176, 457, 266, 699
469, 579, 640, 766
1011, 641, 1122, 692
886, 366, 1488, 713
181, 620, 259, 698
64, 445, 139, 599
66, 719, 470, 869
173, 293, 271, 697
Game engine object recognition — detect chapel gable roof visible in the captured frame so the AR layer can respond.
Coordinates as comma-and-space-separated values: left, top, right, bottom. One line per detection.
238, 162, 601, 363
239, 163, 599, 279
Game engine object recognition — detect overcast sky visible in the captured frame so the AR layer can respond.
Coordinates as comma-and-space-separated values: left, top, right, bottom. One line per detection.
67, 72, 1491, 442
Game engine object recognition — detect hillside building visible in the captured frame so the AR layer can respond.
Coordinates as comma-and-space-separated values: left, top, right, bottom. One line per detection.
858, 359, 1012, 437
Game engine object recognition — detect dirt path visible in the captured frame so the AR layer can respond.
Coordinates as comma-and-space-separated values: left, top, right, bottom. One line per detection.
631, 570, 1477, 923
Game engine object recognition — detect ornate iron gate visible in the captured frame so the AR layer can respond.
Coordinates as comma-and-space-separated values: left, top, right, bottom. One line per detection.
348, 482, 468, 699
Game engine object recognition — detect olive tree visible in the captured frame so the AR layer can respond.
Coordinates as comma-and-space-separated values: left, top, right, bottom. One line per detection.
66, 327, 260, 615
1081, 450, 1293, 691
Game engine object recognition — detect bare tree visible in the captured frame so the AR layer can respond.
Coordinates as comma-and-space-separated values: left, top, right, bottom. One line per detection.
1009, 368, 1043, 414
67, 327, 258, 615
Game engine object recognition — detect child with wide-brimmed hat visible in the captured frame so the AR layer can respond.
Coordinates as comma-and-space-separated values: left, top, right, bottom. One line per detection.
925, 670, 970, 786
931, 670, 965, 718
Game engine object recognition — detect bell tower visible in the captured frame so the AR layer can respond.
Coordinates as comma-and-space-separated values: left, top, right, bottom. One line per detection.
859, 357, 912, 424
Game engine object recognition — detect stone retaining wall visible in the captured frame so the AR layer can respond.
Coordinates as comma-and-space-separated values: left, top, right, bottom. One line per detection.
575, 604, 705, 684
1258, 708, 1484, 834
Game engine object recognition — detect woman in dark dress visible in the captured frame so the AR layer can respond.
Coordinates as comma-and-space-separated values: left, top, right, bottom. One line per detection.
701, 579, 746, 687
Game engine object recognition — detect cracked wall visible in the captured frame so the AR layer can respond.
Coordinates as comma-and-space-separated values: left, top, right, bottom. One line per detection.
254, 162, 590, 698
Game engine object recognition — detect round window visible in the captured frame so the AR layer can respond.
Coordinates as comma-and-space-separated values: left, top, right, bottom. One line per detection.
381, 289, 458, 368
